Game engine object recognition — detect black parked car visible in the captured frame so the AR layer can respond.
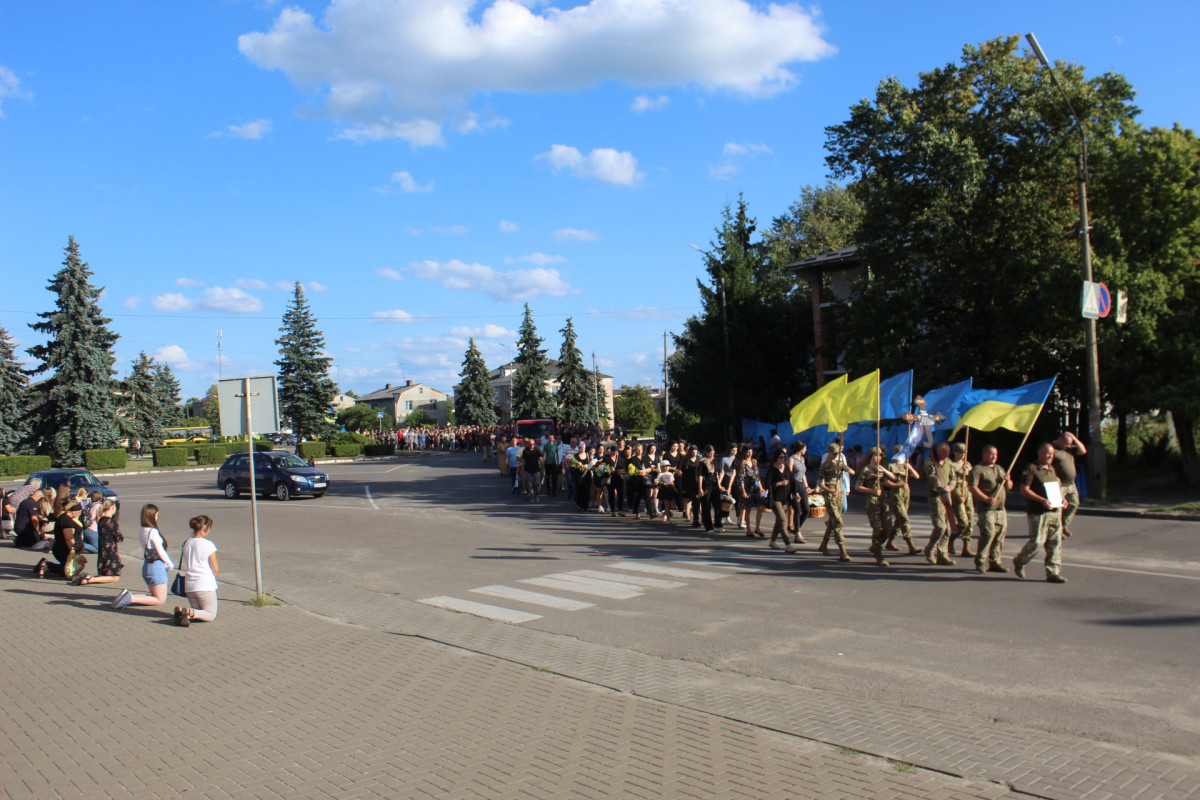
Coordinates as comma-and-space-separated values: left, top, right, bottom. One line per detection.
217, 451, 329, 501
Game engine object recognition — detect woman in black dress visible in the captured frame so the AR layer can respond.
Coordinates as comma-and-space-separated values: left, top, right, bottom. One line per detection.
32, 499, 85, 579
74, 499, 123, 586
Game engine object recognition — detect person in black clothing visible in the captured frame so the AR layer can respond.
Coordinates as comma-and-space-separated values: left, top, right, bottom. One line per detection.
627, 443, 653, 519
697, 445, 718, 532
681, 446, 701, 526
521, 439, 545, 504
767, 450, 797, 552
613, 444, 631, 514
32, 500, 86, 579
13, 488, 48, 550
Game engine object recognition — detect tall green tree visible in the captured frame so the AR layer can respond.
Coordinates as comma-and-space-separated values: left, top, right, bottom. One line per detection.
202, 384, 221, 432
614, 385, 659, 432
275, 282, 337, 441
1096, 124, 1200, 483
336, 403, 394, 432
590, 364, 609, 424
153, 362, 183, 426
762, 181, 864, 267
27, 237, 121, 465
0, 323, 30, 454
119, 351, 166, 450
824, 35, 1138, 410
456, 337, 498, 427
555, 318, 592, 424
511, 304, 555, 420
672, 196, 818, 441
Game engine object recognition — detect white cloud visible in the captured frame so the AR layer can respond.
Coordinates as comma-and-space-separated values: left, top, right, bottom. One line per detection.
238, 1, 833, 144
175, 277, 203, 288
631, 94, 669, 113
123, 295, 142, 310
408, 258, 569, 303
152, 293, 194, 312
152, 287, 264, 313
201, 287, 264, 312
0, 65, 31, 116
711, 140, 772, 180
210, 119, 273, 139
236, 278, 271, 290
445, 324, 516, 340
306, 281, 329, 292
372, 309, 422, 323
433, 224, 468, 235
553, 228, 599, 242
154, 345, 205, 372
390, 170, 433, 193
537, 144, 642, 186
375, 267, 403, 281
275, 281, 293, 291
499, 220, 519, 233
504, 252, 565, 266
344, 346, 363, 354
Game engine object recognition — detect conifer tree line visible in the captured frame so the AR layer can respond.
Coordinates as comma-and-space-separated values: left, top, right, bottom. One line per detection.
455, 306, 609, 427
1, 240, 340, 466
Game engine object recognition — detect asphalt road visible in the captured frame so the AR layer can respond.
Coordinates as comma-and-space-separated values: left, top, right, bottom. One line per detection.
98, 452, 1200, 759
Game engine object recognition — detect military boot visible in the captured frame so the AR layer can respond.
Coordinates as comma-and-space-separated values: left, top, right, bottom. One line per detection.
837, 544, 853, 562
818, 531, 832, 556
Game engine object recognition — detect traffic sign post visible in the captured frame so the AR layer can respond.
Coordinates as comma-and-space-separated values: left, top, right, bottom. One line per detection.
1081, 281, 1111, 320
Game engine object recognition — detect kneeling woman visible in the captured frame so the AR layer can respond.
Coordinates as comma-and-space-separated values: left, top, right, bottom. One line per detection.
175, 514, 219, 626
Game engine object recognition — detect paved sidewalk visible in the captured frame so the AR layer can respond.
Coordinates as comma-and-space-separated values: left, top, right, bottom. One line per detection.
2, 553, 1022, 800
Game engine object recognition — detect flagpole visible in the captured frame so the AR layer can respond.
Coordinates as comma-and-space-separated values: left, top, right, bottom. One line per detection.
1004, 404, 1049, 479
875, 369, 881, 450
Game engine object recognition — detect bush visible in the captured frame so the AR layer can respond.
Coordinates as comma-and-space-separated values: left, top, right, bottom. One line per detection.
364, 443, 396, 457
331, 444, 363, 458
297, 441, 326, 459
153, 448, 187, 468
0, 455, 53, 477
83, 448, 128, 471
328, 431, 375, 446
197, 446, 229, 465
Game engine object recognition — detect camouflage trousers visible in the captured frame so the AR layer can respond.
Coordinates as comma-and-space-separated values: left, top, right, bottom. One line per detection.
948, 499, 972, 547
926, 495, 952, 559
1015, 510, 1063, 578
884, 488, 915, 545
975, 504, 1007, 569
865, 497, 887, 550
822, 490, 845, 547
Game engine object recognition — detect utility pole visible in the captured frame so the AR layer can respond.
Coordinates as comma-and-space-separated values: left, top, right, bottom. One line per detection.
663, 330, 670, 417
687, 242, 737, 444
1026, 32, 1107, 499
216, 329, 223, 380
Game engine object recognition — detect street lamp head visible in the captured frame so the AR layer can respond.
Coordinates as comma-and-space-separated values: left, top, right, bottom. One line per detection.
1025, 33, 1051, 68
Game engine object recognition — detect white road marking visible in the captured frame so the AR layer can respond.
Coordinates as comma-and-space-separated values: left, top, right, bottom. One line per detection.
364, 485, 380, 510
540, 572, 659, 592
564, 570, 686, 589
418, 596, 541, 624
606, 562, 729, 580
520, 577, 644, 599
1059, 562, 1200, 581
471, 585, 594, 610
652, 556, 773, 572
386, 465, 408, 473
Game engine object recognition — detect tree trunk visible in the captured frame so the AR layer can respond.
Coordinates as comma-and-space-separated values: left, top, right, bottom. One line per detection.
1116, 411, 1127, 465
1172, 413, 1200, 487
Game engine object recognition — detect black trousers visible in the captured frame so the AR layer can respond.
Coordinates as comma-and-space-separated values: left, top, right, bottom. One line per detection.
790, 488, 810, 531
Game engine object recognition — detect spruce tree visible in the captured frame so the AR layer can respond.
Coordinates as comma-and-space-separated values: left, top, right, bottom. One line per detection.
511, 304, 555, 420
27, 236, 121, 465
275, 282, 336, 441
591, 362, 610, 424
120, 351, 166, 450
153, 362, 183, 426
555, 318, 592, 424
0, 323, 31, 454
456, 338, 498, 427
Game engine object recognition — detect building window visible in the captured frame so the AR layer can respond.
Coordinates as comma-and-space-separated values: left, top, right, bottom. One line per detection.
405, 400, 413, 411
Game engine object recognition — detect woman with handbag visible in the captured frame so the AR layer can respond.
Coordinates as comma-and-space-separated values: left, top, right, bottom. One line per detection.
111, 503, 173, 611
175, 514, 219, 626
31, 499, 87, 579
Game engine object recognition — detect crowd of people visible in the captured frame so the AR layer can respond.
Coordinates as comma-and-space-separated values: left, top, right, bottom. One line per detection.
484, 426, 1085, 583
2, 479, 220, 626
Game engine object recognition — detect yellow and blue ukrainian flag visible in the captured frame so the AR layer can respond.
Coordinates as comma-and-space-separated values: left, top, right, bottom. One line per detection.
951, 377, 1057, 438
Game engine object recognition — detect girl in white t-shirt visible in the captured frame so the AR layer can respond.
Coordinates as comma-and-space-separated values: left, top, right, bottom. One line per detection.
175, 514, 219, 627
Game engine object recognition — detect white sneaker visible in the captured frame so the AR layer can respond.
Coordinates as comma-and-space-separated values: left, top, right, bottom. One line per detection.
112, 589, 132, 610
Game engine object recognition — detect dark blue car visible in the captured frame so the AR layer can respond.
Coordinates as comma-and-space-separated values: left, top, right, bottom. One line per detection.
28, 469, 120, 516
217, 451, 329, 501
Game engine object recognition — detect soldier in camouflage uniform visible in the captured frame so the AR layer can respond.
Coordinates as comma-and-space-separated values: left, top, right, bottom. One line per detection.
883, 445, 921, 554
947, 442, 975, 558
969, 444, 1012, 574
818, 443, 853, 562
855, 447, 895, 566
923, 442, 957, 566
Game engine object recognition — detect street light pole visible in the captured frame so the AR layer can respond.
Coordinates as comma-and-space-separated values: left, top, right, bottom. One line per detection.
687, 242, 737, 444
1026, 32, 1107, 499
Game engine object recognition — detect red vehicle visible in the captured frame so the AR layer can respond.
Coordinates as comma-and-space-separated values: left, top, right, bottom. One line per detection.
515, 418, 555, 442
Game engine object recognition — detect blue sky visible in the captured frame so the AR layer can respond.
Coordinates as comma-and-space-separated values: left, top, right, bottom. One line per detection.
2, 0, 1197, 407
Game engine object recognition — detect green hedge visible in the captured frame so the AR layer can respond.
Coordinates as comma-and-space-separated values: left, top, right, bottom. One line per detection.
153, 448, 188, 468
364, 443, 395, 457
0, 454, 53, 477
297, 442, 326, 459
331, 444, 363, 458
84, 448, 127, 471
197, 446, 229, 465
